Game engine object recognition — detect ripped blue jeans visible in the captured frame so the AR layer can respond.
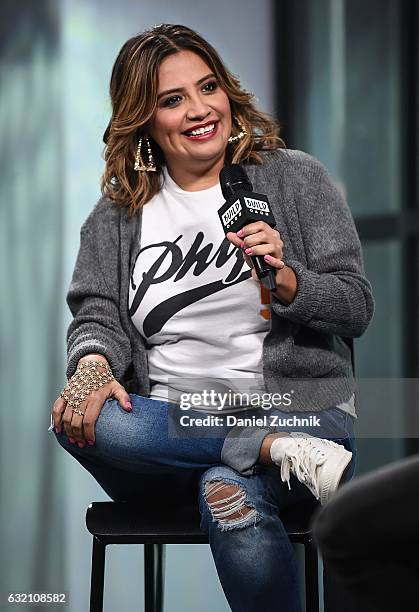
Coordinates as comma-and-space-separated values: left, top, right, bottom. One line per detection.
52, 394, 356, 612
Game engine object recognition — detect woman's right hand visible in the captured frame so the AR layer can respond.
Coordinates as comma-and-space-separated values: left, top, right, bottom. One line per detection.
51, 363, 133, 448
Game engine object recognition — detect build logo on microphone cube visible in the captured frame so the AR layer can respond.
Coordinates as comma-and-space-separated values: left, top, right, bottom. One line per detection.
218, 192, 276, 234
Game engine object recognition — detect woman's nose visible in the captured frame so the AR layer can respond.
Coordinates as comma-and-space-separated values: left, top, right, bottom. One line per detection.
186, 95, 211, 121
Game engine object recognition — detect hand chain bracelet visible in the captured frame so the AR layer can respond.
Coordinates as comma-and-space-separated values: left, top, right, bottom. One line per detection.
60, 360, 115, 416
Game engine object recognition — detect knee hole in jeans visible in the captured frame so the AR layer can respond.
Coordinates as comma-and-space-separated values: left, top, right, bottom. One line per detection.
203, 480, 260, 531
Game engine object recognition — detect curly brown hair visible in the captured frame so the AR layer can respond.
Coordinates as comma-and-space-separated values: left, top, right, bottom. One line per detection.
101, 24, 286, 217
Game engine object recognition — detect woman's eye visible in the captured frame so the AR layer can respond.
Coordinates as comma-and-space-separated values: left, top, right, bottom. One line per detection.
202, 81, 218, 92
161, 81, 218, 107
162, 95, 182, 107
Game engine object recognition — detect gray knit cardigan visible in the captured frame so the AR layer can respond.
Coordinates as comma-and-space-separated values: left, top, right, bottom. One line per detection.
65, 148, 374, 411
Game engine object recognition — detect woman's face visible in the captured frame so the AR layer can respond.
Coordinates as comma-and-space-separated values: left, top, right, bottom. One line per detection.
149, 50, 232, 170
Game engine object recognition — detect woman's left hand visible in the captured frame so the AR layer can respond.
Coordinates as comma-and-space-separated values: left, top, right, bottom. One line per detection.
226, 222, 298, 304
226, 221, 285, 283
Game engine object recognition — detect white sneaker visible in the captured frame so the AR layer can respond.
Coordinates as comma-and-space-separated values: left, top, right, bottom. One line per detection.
270, 432, 353, 505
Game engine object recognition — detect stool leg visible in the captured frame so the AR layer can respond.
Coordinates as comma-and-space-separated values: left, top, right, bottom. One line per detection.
304, 538, 319, 612
144, 543, 166, 612
90, 536, 106, 612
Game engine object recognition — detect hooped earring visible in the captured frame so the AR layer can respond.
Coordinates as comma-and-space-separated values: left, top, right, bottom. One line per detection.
228, 118, 248, 144
134, 136, 157, 172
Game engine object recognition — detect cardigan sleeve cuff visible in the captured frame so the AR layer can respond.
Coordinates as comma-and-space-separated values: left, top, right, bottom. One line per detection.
270, 259, 325, 324
66, 333, 131, 382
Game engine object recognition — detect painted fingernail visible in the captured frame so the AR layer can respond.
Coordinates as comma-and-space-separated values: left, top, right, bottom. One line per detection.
55, 426, 61, 434
264, 255, 272, 261
77, 441, 85, 448
69, 437, 75, 444
126, 401, 133, 410
245, 248, 252, 254
236, 230, 243, 237
88, 440, 95, 446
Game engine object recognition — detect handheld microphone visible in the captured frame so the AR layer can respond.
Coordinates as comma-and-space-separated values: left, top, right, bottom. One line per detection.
218, 165, 278, 291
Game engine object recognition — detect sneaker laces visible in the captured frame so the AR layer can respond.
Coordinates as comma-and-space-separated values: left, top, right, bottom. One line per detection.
280, 437, 336, 499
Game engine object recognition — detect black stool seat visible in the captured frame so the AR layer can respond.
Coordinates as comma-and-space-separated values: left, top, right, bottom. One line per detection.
86, 498, 320, 612
86, 498, 318, 543
86, 501, 207, 544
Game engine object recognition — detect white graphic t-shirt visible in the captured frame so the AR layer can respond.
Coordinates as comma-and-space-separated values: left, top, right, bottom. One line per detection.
128, 166, 271, 412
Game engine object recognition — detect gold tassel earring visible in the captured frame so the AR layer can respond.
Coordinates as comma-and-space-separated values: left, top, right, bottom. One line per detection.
228, 118, 248, 144
134, 136, 156, 172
